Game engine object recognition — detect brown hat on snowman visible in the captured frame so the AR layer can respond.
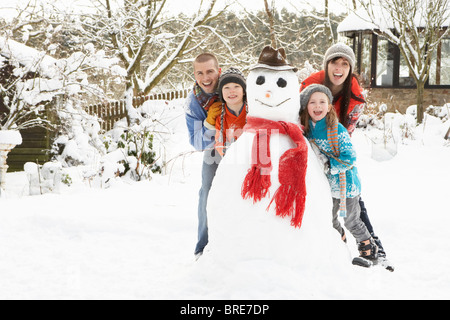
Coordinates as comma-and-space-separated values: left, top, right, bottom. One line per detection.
250, 46, 298, 72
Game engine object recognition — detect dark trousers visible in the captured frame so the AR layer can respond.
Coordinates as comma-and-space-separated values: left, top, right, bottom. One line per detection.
359, 197, 386, 256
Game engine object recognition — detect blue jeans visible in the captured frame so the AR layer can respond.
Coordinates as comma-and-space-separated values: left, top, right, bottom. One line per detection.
195, 148, 222, 255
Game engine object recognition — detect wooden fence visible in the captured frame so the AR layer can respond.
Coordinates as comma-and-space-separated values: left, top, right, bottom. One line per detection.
87, 88, 190, 131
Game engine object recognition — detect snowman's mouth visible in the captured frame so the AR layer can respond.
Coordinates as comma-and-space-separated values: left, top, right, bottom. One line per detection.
255, 98, 291, 108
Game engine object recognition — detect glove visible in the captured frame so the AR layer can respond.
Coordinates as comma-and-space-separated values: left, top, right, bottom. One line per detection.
205, 102, 223, 127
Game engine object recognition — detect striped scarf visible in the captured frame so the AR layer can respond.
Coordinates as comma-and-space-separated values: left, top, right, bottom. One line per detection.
193, 82, 219, 110
327, 121, 347, 218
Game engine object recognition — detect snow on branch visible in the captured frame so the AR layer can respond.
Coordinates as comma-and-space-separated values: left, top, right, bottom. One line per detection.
0, 34, 124, 131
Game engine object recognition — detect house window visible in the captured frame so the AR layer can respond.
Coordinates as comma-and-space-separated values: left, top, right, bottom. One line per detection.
360, 34, 372, 87
429, 38, 450, 86
399, 53, 415, 86
376, 38, 395, 86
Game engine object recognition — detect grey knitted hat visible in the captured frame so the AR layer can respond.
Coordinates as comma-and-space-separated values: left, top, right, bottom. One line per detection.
323, 43, 356, 71
300, 84, 333, 112
218, 67, 246, 102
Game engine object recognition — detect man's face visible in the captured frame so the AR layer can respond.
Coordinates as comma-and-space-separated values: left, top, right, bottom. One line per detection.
194, 59, 221, 94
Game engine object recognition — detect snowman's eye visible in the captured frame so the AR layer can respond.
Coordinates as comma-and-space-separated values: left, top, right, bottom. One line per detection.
277, 78, 287, 88
256, 76, 265, 85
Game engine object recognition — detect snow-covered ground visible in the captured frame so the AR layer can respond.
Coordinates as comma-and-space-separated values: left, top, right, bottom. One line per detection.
0, 99, 449, 300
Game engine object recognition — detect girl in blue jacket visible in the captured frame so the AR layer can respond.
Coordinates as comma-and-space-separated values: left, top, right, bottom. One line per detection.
300, 84, 378, 263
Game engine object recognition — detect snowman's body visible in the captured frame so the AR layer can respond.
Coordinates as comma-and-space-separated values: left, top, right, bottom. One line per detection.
206, 64, 350, 269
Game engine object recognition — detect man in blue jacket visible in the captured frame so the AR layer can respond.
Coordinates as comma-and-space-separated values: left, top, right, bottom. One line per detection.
185, 53, 222, 259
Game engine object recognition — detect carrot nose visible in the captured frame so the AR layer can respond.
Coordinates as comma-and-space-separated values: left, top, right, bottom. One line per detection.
265, 92, 271, 98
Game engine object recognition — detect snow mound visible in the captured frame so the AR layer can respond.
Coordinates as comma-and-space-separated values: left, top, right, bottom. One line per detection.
0, 130, 22, 146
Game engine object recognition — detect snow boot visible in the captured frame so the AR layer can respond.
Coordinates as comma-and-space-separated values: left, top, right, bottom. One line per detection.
352, 238, 378, 268
371, 233, 386, 258
358, 238, 378, 261
370, 234, 395, 271
194, 251, 203, 261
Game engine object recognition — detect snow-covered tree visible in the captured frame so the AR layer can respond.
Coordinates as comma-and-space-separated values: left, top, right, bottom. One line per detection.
0, 35, 125, 131
71, 0, 226, 125
238, 0, 343, 66
354, 0, 450, 124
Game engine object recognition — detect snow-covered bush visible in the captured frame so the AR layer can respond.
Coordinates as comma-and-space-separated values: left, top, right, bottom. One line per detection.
52, 99, 105, 167
358, 103, 450, 152
426, 104, 449, 122
102, 123, 162, 182
359, 103, 416, 141
51, 99, 174, 188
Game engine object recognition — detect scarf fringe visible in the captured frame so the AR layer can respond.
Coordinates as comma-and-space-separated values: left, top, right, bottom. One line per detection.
241, 166, 272, 203
269, 186, 306, 228
292, 194, 306, 228
269, 148, 308, 228
241, 117, 308, 229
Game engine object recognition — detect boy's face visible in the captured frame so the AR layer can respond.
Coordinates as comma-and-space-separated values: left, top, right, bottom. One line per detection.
221, 82, 244, 107
194, 59, 221, 94
307, 92, 331, 123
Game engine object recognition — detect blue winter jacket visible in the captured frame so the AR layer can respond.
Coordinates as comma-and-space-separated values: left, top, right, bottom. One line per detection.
307, 118, 361, 199
184, 90, 216, 151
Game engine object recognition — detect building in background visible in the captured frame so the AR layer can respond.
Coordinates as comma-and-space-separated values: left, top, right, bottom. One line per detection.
338, 11, 449, 113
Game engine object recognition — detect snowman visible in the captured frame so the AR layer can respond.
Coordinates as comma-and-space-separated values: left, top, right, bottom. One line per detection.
206, 47, 350, 270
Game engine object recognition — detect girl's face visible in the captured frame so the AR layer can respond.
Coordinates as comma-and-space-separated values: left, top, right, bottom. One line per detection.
222, 82, 244, 107
307, 91, 331, 123
327, 57, 351, 88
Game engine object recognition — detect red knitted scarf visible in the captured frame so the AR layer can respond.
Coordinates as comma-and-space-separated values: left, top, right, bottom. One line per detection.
241, 116, 308, 228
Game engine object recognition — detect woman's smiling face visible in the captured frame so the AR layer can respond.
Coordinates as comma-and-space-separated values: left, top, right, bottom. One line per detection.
327, 57, 351, 88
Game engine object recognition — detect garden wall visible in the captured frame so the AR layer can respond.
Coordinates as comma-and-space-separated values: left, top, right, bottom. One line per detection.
366, 88, 449, 113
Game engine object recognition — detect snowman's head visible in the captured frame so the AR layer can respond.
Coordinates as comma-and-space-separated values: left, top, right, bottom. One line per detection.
247, 68, 300, 123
